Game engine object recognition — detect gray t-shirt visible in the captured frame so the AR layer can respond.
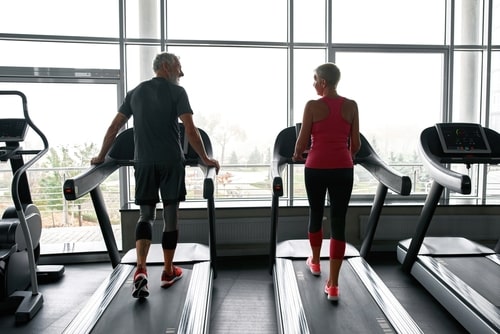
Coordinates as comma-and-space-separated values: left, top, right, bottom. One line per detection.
119, 77, 193, 163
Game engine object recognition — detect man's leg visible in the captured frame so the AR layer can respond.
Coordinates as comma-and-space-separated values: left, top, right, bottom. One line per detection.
132, 205, 155, 298
161, 202, 183, 288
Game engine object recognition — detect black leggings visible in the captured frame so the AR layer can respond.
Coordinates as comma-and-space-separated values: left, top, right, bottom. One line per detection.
305, 168, 353, 241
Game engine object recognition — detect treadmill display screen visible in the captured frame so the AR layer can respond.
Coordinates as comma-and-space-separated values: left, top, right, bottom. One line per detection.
435, 123, 491, 154
0, 118, 28, 142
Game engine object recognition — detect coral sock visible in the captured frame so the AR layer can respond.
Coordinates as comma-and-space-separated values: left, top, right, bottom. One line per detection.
308, 230, 323, 247
330, 238, 346, 259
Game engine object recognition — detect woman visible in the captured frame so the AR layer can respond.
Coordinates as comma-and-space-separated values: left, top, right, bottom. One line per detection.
293, 62, 360, 301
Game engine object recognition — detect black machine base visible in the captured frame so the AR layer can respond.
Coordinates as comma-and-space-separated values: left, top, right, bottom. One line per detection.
37, 265, 65, 283
11, 290, 44, 324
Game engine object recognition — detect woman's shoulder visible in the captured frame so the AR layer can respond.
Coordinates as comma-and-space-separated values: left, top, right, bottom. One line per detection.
340, 97, 358, 111
306, 98, 328, 109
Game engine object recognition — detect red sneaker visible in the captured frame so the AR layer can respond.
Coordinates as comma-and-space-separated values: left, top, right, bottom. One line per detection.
161, 266, 183, 288
306, 257, 321, 276
324, 283, 339, 301
132, 269, 149, 298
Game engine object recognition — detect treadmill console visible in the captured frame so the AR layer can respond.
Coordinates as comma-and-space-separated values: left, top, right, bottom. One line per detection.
435, 123, 491, 154
0, 118, 28, 143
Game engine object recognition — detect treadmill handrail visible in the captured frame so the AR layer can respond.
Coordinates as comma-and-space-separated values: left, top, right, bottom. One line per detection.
419, 127, 471, 194
63, 126, 216, 201
63, 160, 121, 200
355, 135, 411, 195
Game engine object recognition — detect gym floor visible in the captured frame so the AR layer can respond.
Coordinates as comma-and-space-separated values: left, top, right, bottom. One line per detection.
0, 253, 467, 334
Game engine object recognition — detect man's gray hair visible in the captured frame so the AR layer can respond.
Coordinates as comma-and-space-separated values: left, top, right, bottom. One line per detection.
153, 52, 178, 72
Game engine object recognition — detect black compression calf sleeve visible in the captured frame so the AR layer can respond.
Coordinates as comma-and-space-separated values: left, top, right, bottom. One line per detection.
162, 230, 178, 250
136, 220, 153, 240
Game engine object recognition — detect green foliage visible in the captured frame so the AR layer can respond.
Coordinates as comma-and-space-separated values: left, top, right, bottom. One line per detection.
37, 143, 99, 212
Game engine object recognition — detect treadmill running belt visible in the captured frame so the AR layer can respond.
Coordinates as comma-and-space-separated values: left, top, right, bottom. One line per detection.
292, 260, 396, 333
436, 256, 500, 306
91, 265, 193, 333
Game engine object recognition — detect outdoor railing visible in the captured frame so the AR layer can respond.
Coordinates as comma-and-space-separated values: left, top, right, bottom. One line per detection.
0, 162, 498, 253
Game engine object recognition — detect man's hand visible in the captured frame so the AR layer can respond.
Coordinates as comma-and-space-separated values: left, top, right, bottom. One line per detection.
90, 156, 105, 165
203, 157, 220, 174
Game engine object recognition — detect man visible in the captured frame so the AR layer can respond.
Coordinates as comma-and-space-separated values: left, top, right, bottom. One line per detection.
91, 52, 220, 298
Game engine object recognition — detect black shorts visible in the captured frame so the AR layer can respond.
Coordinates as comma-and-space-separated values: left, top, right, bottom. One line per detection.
134, 161, 186, 205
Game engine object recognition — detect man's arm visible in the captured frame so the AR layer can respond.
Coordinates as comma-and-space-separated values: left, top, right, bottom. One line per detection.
90, 112, 129, 165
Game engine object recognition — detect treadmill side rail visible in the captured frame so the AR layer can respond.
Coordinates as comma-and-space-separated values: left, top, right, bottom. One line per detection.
178, 261, 213, 334
63, 264, 134, 334
487, 254, 500, 266
414, 256, 500, 333
274, 258, 310, 334
348, 257, 423, 334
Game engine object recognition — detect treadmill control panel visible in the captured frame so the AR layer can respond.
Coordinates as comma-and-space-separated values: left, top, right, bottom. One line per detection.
435, 123, 491, 154
0, 118, 28, 142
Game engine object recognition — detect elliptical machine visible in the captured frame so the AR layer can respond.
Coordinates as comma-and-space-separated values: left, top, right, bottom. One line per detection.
0, 90, 63, 323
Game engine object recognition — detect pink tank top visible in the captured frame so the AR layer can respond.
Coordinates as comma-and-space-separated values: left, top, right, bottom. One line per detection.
305, 96, 353, 169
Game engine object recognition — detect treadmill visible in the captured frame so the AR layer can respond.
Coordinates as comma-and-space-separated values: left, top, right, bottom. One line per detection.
398, 123, 500, 333
62, 125, 217, 334
269, 126, 423, 334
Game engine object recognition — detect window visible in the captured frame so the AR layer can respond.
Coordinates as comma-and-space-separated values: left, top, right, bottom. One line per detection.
493, 1, 500, 45
0, 82, 120, 253
294, 0, 326, 43
0, 41, 119, 69
334, 51, 444, 194
166, 0, 287, 42
331, 0, 446, 44
167, 46, 288, 202
487, 51, 500, 202
0, 1, 119, 37
293, 49, 328, 124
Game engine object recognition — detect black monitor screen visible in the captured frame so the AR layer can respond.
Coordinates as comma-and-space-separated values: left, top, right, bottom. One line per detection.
0, 118, 28, 142
435, 123, 491, 154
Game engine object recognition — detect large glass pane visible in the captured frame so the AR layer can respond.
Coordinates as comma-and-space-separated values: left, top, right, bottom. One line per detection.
290, 48, 327, 202
0, 0, 119, 37
489, 51, 500, 131
0, 82, 120, 254
126, 0, 161, 38
493, 2, 500, 45
166, 46, 288, 201
454, 0, 484, 45
0, 41, 119, 69
331, 0, 446, 45
293, 49, 327, 125
294, 0, 326, 43
335, 52, 443, 194
125, 45, 161, 90
167, 0, 287, 42
486, 51, 500, 203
